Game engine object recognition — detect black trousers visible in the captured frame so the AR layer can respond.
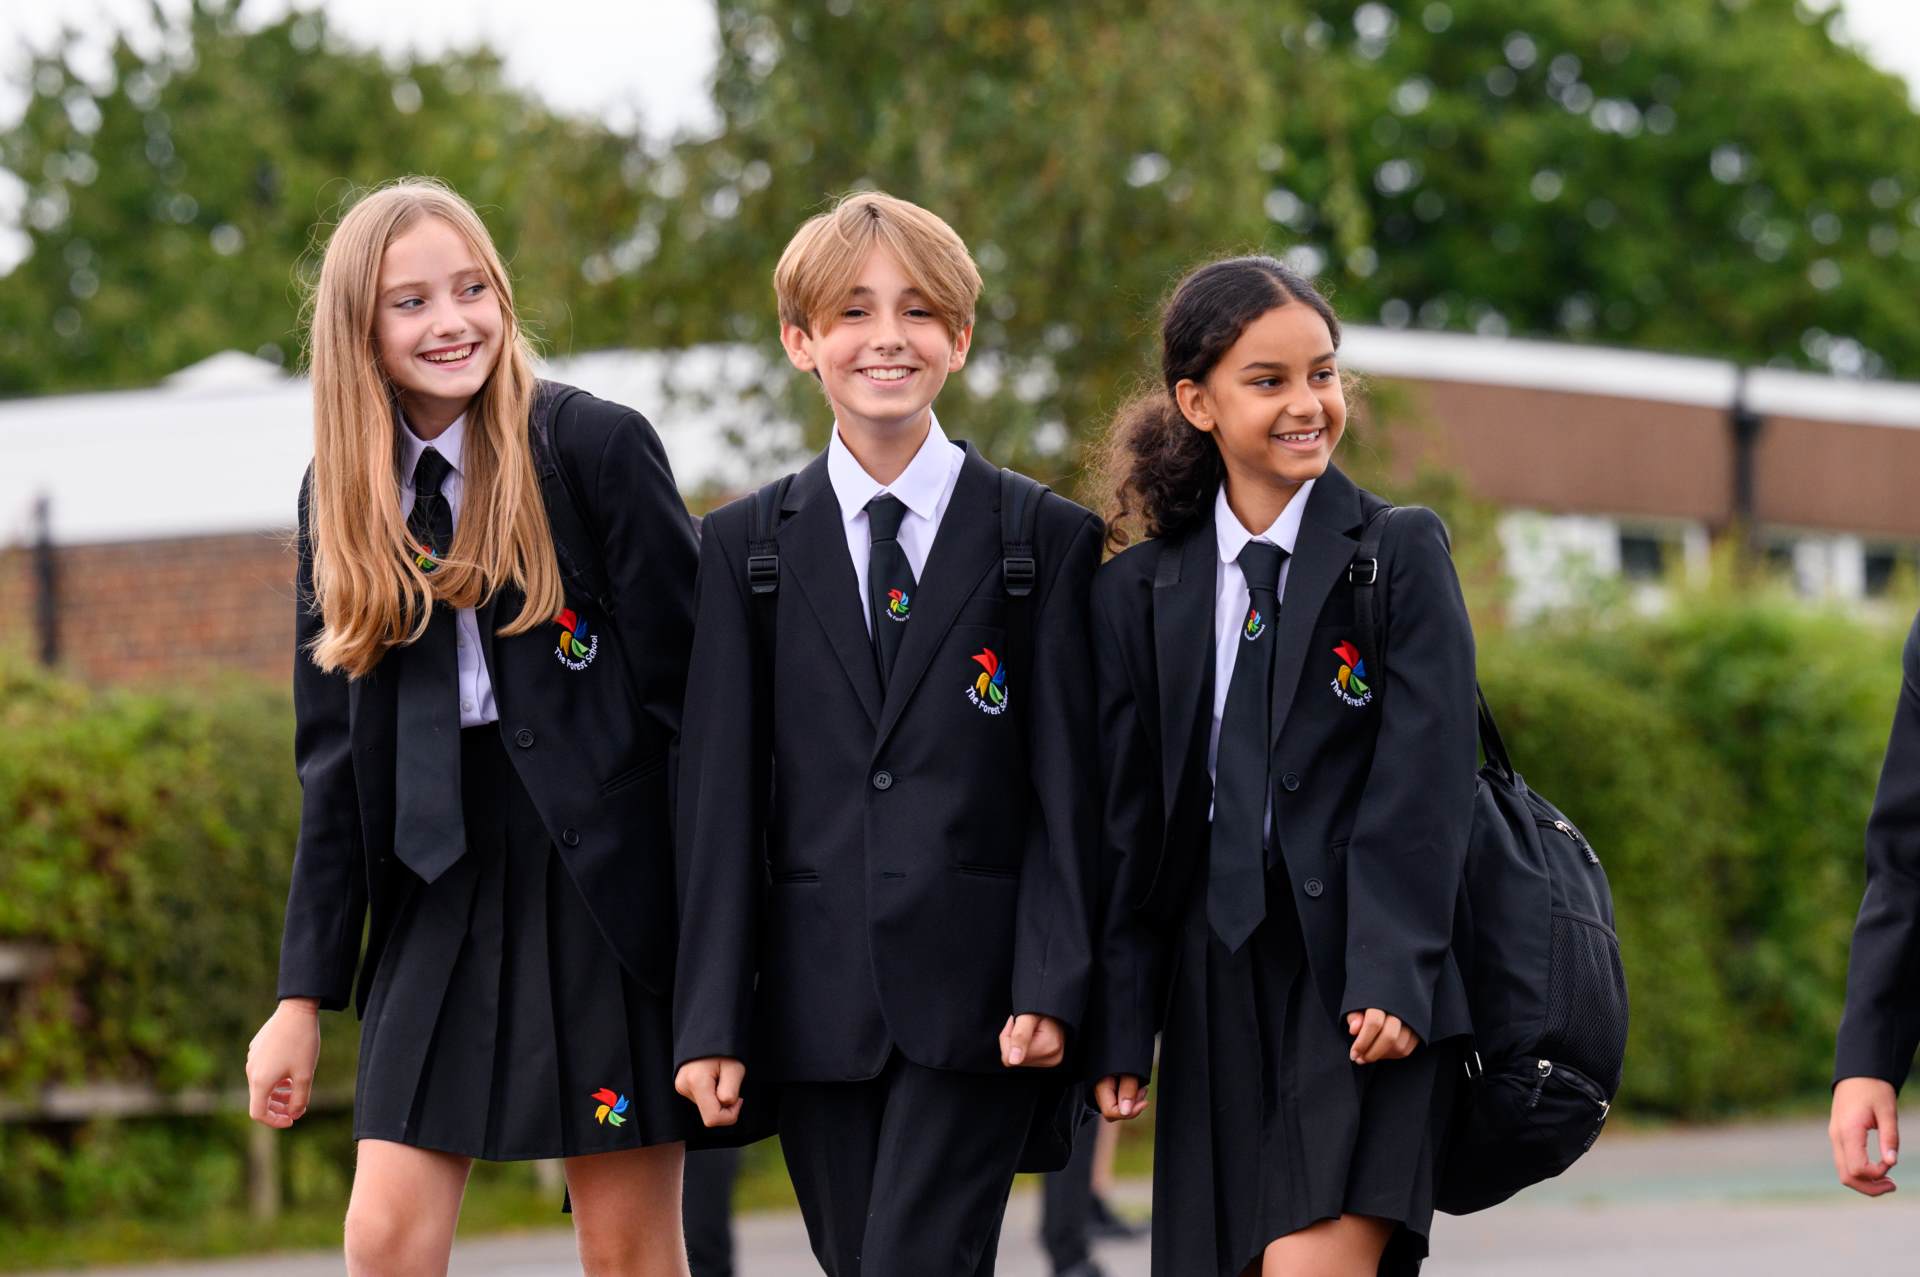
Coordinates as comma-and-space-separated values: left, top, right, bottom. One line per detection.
1040, 1117, 1097, 1273
683, 1146, 742, 1277
780, 1053, 1041, 1277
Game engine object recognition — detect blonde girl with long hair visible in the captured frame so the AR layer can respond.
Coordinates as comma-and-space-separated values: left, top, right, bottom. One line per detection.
243, 178, 705, 1276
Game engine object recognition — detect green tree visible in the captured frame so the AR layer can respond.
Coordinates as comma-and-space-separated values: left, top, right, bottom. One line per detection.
0, 0, 650, 395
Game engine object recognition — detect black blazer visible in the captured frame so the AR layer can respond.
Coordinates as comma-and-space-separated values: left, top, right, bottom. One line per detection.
1091, 465, 1476, 1082
1837, 608, 1920, 1087
672, 442, 1105, 1081
276, 387, 698, 1013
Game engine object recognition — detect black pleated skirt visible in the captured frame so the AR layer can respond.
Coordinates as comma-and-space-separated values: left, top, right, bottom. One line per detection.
1152, 856, 1458, 1277
353, 728, 695, 1160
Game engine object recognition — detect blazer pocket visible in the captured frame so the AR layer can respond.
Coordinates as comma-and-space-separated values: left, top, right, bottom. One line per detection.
954, 862, 1019, 879
600, 754, 667, 797
770, 868, 820, 884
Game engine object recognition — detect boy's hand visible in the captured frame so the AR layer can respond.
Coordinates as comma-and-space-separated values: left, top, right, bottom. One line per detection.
1000, 1013, 1066, 1068
1347, 1008, 1420, 1064
1832, 1076, 1900, 1196
1094, 1074, 1150, 1122
246, 998, 321, 1129
675, 1057, 746, 1128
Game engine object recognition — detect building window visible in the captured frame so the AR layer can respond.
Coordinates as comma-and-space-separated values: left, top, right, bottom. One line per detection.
1618, 532, 1670, 582
1865, 545, 1917, 598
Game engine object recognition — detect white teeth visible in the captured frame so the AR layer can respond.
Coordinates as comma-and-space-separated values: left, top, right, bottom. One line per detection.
423, 345, 473, 363
863, 367, 911, 381
1278, 429, 1322, 442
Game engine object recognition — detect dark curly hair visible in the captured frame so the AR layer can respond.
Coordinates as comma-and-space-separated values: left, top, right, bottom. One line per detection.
1095, 255, 1341, 552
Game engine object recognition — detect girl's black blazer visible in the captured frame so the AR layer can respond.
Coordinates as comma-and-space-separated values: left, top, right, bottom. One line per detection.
1091, 465, 1477, 1083
275, 388, 698, 1014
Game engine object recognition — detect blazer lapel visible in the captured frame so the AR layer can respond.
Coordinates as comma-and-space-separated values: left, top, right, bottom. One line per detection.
873, 443, 999, 748
1269, 467, 1364, 750
778, 455, 885, 727
1153, 520, 1216, 832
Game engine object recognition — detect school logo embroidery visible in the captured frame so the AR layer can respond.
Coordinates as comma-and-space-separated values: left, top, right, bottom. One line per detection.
965, 648, 1010, 715
590, 1088, 629, 1127
1243, 606, 1267, 641
1331, 640, 1373, 708
885, 587, 912, 622
554, 608, 599, 671
412, 542, 439, 573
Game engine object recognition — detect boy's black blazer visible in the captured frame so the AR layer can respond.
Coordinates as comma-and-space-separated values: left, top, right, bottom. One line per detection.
276, 387, 698, 1014
1091, 465, 1476, 1083
1837, 608, 1920, 1087
672, 442, 1104, 1081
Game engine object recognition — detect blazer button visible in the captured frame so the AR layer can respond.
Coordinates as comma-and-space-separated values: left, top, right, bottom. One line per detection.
1282, 772, 1301, 792
561, 828, 582, 847
872, 770, 894, 791
514, 728, 535, 749
1304, 877, 1325, 898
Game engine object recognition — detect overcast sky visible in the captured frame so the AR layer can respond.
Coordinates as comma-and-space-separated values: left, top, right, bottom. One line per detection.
1, 0, 1916, 265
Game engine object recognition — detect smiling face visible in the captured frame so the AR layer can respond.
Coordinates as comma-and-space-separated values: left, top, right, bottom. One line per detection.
1174, 300, 1346, 500
373, 215, 504, 434
779, 244, 972, 443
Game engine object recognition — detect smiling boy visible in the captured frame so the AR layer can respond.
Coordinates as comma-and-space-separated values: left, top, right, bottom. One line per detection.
672, 192, 1104, 1275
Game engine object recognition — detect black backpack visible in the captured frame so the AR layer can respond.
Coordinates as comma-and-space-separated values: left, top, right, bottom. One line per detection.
1352, 505, 1628, 1216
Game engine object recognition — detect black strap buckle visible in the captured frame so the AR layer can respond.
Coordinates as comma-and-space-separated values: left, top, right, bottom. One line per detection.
747, 552, 779, 595
1004, 552, 1036, 598
1348, 557, 1379, 586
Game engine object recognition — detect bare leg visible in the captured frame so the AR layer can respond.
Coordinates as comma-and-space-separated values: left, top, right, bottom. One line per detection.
566, 1142, 692, 1277
1259, 1213, 1395, 1277
344, 1140, 473, 1277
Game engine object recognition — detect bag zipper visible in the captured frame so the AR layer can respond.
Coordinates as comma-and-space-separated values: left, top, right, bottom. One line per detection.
1549, 819, 1602, 866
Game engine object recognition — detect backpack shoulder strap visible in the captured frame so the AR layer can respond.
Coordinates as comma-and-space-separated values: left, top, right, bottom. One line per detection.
999, 468, 1051, 739
531, 382, 613, 612
1350, 502, 1397, 681
743, 471, 796, 689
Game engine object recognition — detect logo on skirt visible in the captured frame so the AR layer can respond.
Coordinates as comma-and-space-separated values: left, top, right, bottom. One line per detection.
554, 608, 599, 671
591, 1088, 629, 1126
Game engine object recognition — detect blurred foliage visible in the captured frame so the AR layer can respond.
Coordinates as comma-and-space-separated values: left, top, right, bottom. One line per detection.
4, 0, 1920, 493
1482, 588, 1904, 1115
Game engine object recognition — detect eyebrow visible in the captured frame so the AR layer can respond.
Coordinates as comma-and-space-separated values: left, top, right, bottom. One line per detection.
1240, 352, 1337, 372
845, 284, 929, 301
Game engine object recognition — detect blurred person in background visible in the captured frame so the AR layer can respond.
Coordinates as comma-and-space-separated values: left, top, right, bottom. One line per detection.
243, 177, 702, 1276
1831, 609, 1920, 1198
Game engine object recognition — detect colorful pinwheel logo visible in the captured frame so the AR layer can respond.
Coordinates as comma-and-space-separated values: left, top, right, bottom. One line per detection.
591, 1088, 629, 1127
553, 608, 600, 670
886, 587, 911, 622
1331, 640, 1373, 707
965, 648, 1010, 715
412, 543, 439, 573
1243, 606, 1267, 641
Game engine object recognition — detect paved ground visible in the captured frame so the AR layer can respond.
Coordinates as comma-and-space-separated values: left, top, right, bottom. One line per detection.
14, 1119, 1919, 1275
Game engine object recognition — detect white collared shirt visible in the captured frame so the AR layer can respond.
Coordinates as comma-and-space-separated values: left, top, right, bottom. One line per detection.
826, 414, 965, 636
399, 411, 498, 728
1208, 479, 1316, 825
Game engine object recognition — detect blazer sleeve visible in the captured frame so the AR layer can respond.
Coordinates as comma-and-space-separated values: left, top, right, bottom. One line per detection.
588, 408, 699, 738
1010, 509, 1104, 1038
275, 469, 369, 1011
1088, 572, 1167, 1083
1836, 610, 1920, 1087
1339, 506, 1476, 1044
671, 509, 762, 1067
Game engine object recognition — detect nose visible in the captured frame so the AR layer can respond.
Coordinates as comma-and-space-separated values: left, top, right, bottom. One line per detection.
869, 311, 906, 352
426, 298, 465, 338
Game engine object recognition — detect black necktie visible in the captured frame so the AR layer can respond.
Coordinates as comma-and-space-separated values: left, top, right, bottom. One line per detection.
866, 494, 914, 689
1209, 540, 1287, 952
393, 448, 466, 883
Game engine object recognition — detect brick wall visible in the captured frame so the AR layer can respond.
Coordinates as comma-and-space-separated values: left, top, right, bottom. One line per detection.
0, 532, 296, 686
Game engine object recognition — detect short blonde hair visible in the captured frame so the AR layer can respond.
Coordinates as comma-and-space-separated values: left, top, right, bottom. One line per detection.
774, 191, 982, 337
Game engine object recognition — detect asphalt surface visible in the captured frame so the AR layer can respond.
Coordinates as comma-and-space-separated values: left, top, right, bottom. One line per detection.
12, 1118, 1916, 1276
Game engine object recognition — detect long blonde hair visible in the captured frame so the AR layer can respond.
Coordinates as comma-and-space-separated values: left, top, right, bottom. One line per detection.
303, 178, 562, 678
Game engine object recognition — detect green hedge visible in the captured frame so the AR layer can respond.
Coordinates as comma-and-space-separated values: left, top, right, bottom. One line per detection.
0, 591, 1909, 1225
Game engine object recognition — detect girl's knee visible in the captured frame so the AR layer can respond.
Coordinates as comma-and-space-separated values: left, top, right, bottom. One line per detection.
344, 1197, 447, 1276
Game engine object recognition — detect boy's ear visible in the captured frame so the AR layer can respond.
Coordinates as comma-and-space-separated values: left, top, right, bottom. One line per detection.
779, 321, 818, 374
946, 323, 974, 373
1174, 377, 1215, 433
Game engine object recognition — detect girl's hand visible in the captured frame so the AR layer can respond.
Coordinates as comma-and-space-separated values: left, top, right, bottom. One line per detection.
1094, 1074, 1150, 1122
674, 1057, 746, 1128
246, 998, 321, 1128
1000, 1013, 1067, 1068
1347, 1008, 1420, 1064
1831, 1076, 1900, 1196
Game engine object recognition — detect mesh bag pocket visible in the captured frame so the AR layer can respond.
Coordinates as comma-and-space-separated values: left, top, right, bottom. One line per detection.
1540, 912, 1628, 1093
